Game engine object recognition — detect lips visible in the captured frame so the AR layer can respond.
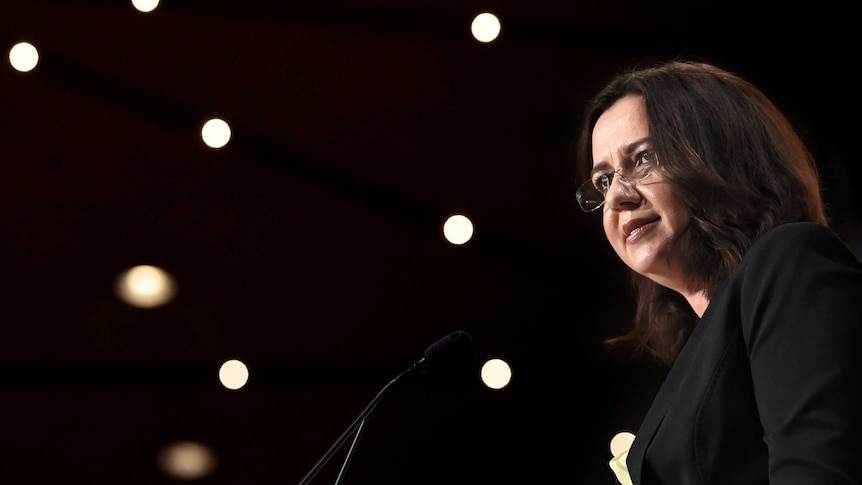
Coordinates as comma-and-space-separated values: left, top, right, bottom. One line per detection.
623, 217, 659, 238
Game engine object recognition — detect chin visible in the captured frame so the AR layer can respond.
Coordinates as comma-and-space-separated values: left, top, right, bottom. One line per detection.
627, 249, 661, 275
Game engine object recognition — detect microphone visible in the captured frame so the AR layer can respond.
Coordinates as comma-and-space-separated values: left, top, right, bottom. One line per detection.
415, 329, 477, 385
297, 330, 476, 485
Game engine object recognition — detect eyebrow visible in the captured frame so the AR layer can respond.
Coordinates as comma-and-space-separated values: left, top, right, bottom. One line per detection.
590, 137, 651, 177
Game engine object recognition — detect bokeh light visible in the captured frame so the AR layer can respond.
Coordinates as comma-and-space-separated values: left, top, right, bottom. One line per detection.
480, 358, 512, 389
8, 42, 39, 72
470, 13, 501, 43
610, 431, 636, 456
131, 0, 160, 13
156, 440, 217, 480
219, 359, 249, 390
113, 265, 178, 309
201, 118, 231, 149
443, 214, 474, 245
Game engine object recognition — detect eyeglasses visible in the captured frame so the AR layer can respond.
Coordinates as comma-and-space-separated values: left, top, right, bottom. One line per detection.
576, 152, 659, 212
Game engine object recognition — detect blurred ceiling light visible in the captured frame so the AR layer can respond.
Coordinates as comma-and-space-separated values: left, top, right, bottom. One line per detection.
156, 440, 217, 481
610, 431, 636, 457
131, 0, 160, 13
113, 264, 178, 309
470, 13, 501, 43
8, 42, 39, 72
219, 359, 249, 390
480, 358, 512, 389
201, 118, 231, 149
443, 214, 474, 245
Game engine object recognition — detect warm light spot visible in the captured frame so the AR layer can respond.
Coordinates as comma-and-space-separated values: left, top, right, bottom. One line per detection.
610, 431, 636, 456
219, 359, 249, 390
8, 42, 39, 72
156, 440, 217, 480
113, 265, 178, 309
470, 13, 501, 43
480, 358, 511, 389
443, 214, 474, 245
201, 118, 231, 149
131, 0, 160, 13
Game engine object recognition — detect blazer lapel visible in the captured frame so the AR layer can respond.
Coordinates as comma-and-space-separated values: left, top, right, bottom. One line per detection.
625, 306, 717, 484
627, 398, 668, 484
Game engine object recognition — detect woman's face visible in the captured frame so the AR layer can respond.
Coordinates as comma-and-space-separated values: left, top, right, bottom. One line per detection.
591, 94, 690, 291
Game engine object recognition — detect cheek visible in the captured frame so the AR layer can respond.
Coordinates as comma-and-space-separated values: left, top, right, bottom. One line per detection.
601, 211, 614, 237
661, 201, 691, 233
602, 213, 625, 250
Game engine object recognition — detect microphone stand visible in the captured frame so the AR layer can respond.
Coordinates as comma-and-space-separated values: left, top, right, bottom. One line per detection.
297, 359, 425, 485
334, 414, 371, 485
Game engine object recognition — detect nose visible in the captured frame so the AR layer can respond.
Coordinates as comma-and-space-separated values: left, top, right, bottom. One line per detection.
603, 173, 641, 210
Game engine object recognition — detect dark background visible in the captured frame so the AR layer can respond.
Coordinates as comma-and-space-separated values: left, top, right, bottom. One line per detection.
0, 1, 857, 484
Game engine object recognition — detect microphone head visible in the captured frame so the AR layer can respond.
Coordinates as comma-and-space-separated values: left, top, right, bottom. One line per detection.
419, 330, 478, 387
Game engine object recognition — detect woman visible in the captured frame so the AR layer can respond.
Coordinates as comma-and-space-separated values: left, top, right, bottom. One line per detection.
574, 60, 862, 484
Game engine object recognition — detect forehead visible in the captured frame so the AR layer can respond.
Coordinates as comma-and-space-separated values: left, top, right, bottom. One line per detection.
591, 95, 649, 164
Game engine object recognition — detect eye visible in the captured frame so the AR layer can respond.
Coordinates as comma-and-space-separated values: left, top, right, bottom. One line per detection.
634, 150, 656, 175
635, 150, 654, 166
591, 173, 613, 193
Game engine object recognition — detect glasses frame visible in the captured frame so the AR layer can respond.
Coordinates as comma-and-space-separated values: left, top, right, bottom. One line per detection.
576, 156, 660, 212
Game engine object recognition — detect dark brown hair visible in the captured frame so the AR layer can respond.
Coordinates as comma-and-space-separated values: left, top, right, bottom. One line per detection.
576, 60, 827, 364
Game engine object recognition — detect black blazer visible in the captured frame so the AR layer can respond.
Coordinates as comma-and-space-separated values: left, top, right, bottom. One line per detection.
624, 222, 862, 485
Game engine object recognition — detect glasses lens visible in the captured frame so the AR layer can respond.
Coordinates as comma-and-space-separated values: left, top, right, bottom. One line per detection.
636, 153, 659, 180
576, 180, 603, 212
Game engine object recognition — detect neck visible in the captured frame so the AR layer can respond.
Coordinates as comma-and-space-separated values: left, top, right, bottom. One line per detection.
683, 290, 710, 318
641, 268, 710, 317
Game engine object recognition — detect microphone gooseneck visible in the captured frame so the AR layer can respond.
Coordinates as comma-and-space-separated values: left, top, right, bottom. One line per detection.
296, 330, 475, 485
